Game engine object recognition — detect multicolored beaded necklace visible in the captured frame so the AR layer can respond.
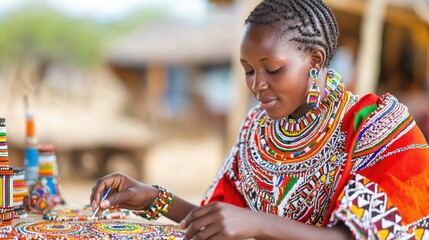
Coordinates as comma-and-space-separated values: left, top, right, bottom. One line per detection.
255, 69, 349, 163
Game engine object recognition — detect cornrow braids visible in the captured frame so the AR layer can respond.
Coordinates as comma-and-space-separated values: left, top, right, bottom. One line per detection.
245, 0, 339, 66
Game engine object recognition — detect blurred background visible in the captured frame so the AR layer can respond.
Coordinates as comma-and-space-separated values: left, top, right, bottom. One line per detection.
1, 0, 429, 206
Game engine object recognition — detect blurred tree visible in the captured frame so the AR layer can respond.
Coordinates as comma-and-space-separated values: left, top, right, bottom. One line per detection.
101, 8, 165, 45
0, 1, 103, 96
0, 2, 101, 68
0, 1, 164, 96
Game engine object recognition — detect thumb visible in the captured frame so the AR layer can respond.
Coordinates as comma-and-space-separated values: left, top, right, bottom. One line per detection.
100, 199, 111, 208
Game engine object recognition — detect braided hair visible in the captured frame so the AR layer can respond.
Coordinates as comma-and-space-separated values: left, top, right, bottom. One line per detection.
245, 0, 339, 67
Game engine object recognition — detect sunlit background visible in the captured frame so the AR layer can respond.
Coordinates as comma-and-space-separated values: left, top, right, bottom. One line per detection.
1, 0, 429, 205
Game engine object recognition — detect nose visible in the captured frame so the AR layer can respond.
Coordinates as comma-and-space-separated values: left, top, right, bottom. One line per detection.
251, 73, 268, 92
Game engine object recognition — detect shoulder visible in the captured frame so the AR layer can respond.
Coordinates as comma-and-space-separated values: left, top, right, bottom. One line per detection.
344, 93, 409, 134
348, 93, 413, 155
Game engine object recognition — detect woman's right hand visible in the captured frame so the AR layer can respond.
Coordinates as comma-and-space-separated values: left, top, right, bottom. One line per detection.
90, 172, 158, 213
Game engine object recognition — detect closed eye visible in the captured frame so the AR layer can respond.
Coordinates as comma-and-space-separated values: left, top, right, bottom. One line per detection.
266, 68, 280, 74
245, 70, 255, 76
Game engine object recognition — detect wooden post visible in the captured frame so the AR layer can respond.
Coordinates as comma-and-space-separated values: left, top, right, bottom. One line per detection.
427, 47, 429, 93
145, 64, 167, 126
355, 0, 388, 95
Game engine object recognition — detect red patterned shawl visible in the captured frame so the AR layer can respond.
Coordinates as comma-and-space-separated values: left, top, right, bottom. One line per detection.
202, 93, 429, 239
332, 93, 429, 239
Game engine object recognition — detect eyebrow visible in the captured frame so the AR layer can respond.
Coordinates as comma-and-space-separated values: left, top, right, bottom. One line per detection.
240, 57, 277, 63
260, 57, 275, 61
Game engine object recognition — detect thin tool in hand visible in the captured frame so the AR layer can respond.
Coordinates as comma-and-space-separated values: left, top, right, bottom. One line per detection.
89, 186, 112, 221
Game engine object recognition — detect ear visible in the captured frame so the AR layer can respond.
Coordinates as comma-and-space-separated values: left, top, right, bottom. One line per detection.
309, 48, 326, 69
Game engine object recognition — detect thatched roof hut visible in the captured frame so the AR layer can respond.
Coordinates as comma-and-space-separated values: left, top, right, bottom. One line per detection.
106, 6, 237, 66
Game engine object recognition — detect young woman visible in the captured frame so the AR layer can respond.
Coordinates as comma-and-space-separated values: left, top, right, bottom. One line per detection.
90, 1, 429, 239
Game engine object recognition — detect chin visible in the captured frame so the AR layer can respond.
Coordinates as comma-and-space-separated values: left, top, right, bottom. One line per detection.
266, 112, 287, 121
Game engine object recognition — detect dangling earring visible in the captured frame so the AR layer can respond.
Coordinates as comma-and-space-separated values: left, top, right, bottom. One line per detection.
306, 68, 320, 108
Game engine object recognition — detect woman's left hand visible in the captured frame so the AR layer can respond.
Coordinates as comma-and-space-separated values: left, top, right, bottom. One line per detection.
181, 202, 261, 240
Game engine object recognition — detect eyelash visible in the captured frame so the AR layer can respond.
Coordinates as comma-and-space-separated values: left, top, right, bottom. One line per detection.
245, 70, 254, 76
266, 69, 279, 74
244, 68, 280, 76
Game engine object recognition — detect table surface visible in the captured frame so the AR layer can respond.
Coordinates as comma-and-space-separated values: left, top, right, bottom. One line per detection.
11, 201, 181, 230
10, 204, 255, 240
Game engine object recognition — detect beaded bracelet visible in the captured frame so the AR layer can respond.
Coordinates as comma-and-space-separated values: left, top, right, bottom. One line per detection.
132, 185, 173, 221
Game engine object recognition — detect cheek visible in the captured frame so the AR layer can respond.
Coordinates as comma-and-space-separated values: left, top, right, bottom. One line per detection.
245, 78, 256, 94
297, 77, 311, 100
275, 74, 310, 104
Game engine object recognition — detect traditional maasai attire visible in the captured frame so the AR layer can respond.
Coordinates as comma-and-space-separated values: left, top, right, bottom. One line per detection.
202, 70, 429, 239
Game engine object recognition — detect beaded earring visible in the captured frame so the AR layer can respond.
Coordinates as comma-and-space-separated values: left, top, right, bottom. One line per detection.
306, 68, 320, 108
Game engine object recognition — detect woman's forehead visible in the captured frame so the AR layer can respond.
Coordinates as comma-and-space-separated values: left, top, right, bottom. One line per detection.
240, 23, 298, 54
241, 24, 282, 45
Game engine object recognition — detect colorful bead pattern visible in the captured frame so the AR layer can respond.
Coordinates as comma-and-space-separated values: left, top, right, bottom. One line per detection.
331, 174, 429, 239
0, 118, 14, 227
351, 93, 428, 171
43, 206, 130, 221
133, 185, 173, 221
25, 183, 56, 214
13, 167, 29, 219
87, 222, 184, 239
0, 226, 15, 238
306, 68, 320, 108
24, 110, 39, 187
37, 144, 62, 205
12, 221, 185, 239
15, 221, 87, 239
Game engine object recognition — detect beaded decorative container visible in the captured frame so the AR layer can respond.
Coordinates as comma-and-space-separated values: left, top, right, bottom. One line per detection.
38, 144, 63, 205
0, 118, 15, 227
12, 167, 28, 218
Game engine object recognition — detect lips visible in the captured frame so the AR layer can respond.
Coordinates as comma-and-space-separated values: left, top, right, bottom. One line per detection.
258, 97, 278, 110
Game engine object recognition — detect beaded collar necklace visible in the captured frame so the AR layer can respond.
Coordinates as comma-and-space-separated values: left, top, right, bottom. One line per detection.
256, 69, 348, 160
281, 70, 343, 135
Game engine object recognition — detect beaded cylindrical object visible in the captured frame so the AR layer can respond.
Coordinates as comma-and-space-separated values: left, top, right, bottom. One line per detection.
0, 118, 15, 227
132, 185, 173, 221
38, 144, 62, 205
12, 167, 28, 218
24, 106, 39, 187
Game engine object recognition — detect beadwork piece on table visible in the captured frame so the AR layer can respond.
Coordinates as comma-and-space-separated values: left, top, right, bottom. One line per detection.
13, 167, 29, 219
87, 222, 184, 239
14, 221, 88, 239
0, 118, 15, 227
0, 226, 15, 239
12, 221, 185, 239
38, 144, 63, 205
25, 183, 56, 214
43, 206, 130, 221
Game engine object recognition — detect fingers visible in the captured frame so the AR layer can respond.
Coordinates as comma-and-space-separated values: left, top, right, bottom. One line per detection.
185, 221, 220, 240
90, 172, 124, 209
181, 205, 211, 229
182, 205, 218, 240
